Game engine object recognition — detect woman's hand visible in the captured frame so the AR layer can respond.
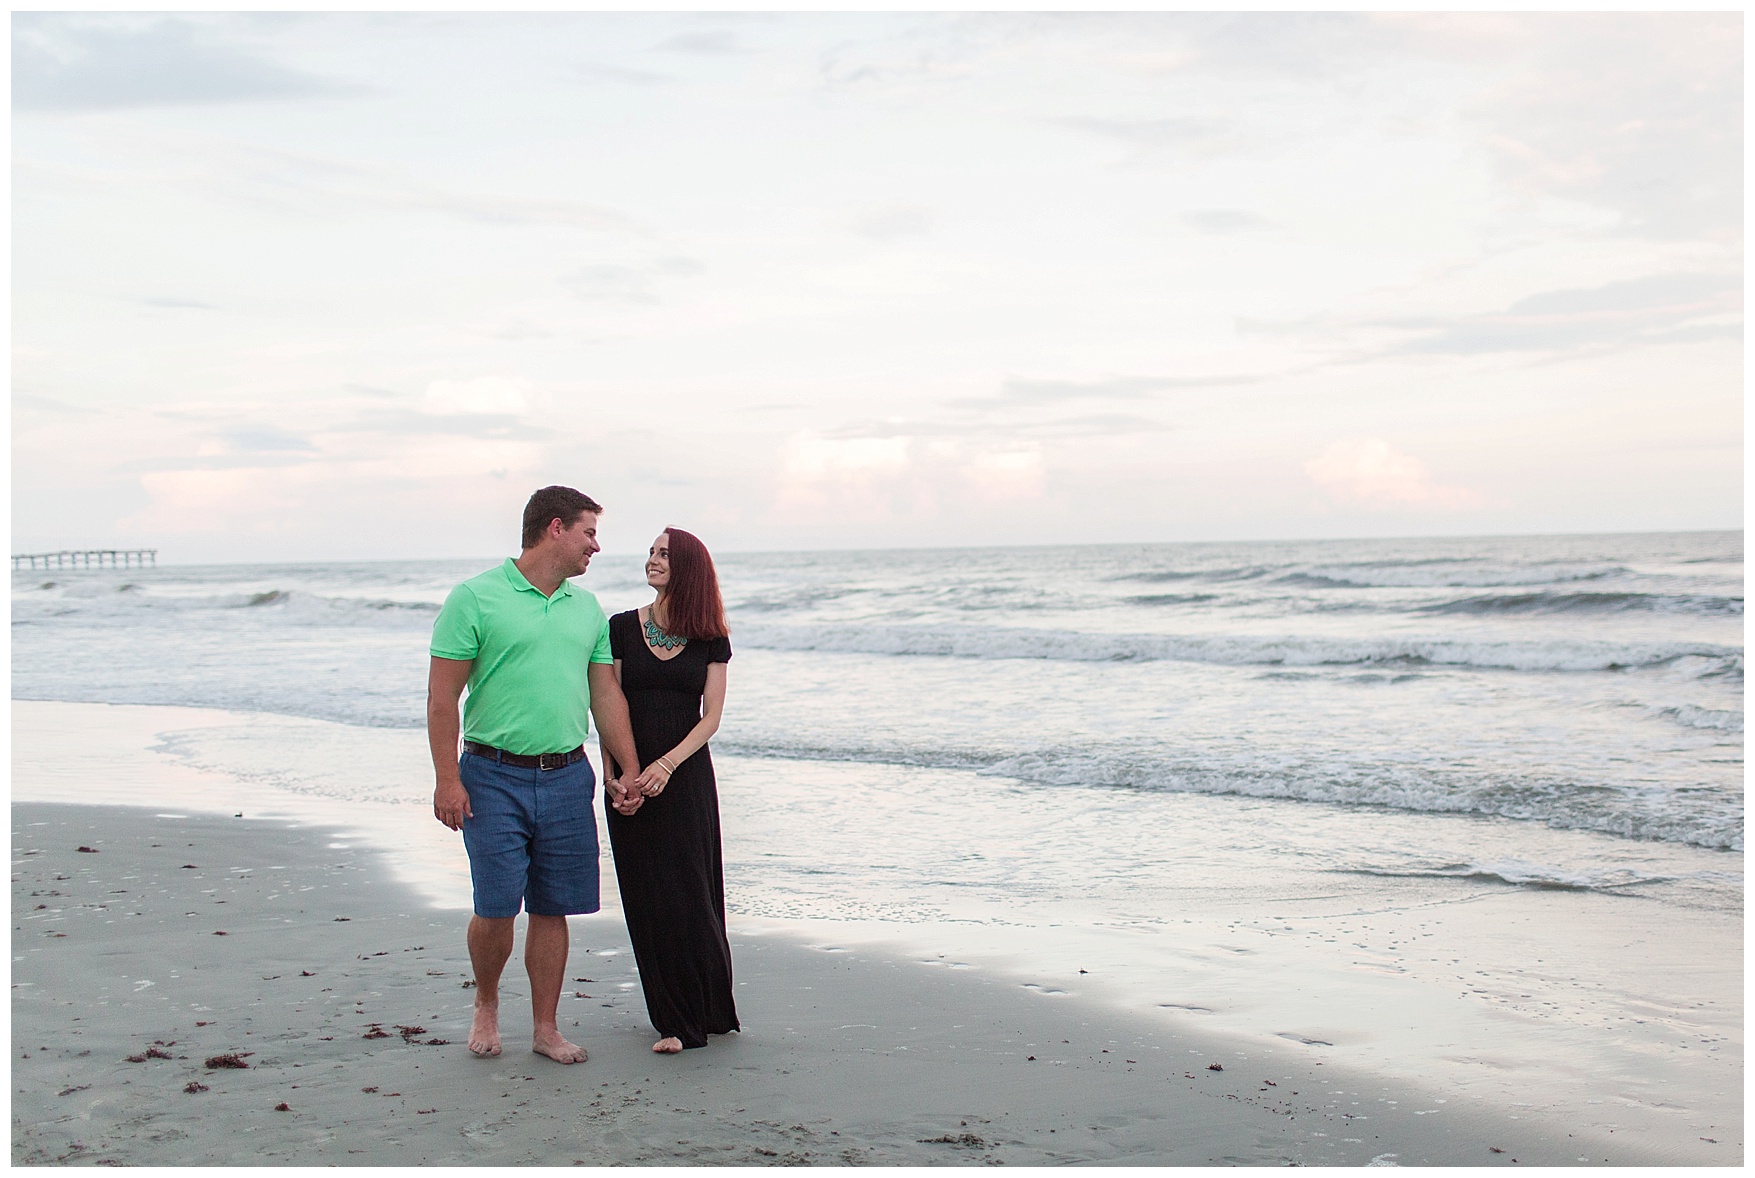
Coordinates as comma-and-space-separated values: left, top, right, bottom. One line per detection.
606, 775, 643, 816
635, 757, 676, 797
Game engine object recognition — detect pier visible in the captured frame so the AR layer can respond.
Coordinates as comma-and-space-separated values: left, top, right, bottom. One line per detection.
12, 549, 157, 571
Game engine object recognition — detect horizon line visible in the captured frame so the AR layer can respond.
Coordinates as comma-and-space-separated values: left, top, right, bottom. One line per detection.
13, 524, 1743, 570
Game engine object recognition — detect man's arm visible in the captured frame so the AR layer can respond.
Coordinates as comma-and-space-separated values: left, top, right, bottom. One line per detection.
598, 659, 639, 816
588, 662, 642, 814
428, 656, 474, 830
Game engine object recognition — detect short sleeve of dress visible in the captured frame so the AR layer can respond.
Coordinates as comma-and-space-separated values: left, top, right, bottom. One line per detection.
708, 634, 732, 664
608, 611, 629, 661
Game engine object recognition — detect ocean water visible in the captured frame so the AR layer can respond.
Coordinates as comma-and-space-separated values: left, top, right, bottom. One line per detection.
15, 531, 1741, 1152
13, 531, 1742, 856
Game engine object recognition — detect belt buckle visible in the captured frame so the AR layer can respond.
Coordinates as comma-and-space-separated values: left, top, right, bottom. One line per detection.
538, 752, 562, 772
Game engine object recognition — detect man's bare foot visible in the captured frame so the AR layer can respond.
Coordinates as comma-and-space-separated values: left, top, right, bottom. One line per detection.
468, 1002, 502, 1057
532, 1027, 588, 1064
653, 1037, 684, 1054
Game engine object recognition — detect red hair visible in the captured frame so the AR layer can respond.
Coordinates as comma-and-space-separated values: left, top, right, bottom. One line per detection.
658, 526, 729, 640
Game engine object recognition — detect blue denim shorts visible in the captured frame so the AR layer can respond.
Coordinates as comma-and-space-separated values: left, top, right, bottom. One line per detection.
459, 751, 601, 918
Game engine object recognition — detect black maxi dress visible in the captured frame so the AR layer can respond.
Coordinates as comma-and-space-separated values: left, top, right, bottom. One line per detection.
604, 610, 740, 1049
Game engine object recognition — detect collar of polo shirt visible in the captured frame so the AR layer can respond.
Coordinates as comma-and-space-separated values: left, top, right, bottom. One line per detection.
502, 557, 576, 597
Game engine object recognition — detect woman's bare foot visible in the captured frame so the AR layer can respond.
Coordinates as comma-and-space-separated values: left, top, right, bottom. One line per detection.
653, 1036, 684, 1054
468, 1002, 502, 1057
532, 1027, 589, 1064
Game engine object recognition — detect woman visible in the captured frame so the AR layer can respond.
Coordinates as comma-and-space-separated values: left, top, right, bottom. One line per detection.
602, 527, 740, 1053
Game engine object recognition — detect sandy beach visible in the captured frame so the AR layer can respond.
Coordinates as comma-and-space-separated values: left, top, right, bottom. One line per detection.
10, 698, 1743, 1166
12, 800, 1656, 1167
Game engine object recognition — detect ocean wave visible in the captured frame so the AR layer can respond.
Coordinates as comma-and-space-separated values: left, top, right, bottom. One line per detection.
15, 587, 444, 622
1672, 653, 1746, 680
731, 587, 875, 614
1276, 563, 1630, 589
713, 738, 1742, 851
1336, 859, 1673, 890
1114, 566, 1276, 584
1113, 561, 1636, 589
225, 590, 441, 615
1656, 704, 1744, 732
733, 620, 1743, 676
1123, 593, 1222, 607
1416, 591, 1742, 617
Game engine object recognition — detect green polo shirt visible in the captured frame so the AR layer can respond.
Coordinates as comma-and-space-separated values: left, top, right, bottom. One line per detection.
430, 558, 614, 755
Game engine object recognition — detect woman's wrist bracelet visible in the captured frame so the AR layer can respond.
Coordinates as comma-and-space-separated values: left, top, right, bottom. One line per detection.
656, 756, 676, 775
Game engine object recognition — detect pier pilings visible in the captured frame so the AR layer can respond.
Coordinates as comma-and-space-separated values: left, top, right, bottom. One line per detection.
11, 549, 158, 571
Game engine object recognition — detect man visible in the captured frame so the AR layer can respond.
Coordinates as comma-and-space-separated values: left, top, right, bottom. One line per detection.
427, 485, 644, 1063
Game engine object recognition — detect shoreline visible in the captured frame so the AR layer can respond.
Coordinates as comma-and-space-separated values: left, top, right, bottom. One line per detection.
12, 802, 1640, 1167
11, 699, 1743, 1165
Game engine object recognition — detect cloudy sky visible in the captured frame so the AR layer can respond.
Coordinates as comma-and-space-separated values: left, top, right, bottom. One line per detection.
12, 12, 1742, 562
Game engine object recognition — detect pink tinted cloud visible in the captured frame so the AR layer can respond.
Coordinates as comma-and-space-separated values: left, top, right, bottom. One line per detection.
1303, 439, 1484, 510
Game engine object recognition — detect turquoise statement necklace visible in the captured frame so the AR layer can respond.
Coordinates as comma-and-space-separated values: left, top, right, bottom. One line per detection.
644, 609, 687, 651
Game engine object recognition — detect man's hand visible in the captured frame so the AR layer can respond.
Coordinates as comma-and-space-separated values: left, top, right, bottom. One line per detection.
427, 656, 473, 831
606, 775, 643, 816
434, 777, 472, 830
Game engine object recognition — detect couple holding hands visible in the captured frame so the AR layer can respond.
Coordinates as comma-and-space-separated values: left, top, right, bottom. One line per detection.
427, 485, 738, 1062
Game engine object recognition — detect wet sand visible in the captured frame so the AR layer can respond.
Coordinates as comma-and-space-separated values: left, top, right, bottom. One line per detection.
8, 802, 1645, 1167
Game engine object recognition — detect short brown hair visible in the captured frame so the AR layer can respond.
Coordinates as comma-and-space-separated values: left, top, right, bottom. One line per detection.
521, 486, 602, 549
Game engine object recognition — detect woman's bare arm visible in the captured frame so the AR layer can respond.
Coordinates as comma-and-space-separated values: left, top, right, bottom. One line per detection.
634, 662, 727, 796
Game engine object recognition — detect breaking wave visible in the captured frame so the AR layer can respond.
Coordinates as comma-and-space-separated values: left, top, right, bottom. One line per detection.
14, 586, 443, 625
735, 620, 1743, 677
1416, 591, 1741, 617
1336, 859, 1674, 890
1119, 560, 1637, 590
1656, 704, 1744, 732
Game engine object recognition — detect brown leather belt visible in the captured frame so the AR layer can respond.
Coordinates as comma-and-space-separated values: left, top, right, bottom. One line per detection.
463, 742, 587, 771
